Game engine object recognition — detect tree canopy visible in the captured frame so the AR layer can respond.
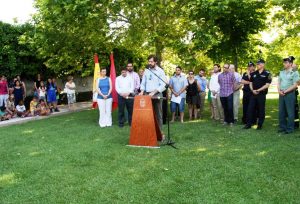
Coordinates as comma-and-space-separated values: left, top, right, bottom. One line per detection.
0, 0, 299, 77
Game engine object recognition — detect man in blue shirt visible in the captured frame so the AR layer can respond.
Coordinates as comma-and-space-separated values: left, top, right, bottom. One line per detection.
140, 55, 167, 132
169, 66, 188, 123
195, 69, 207, 119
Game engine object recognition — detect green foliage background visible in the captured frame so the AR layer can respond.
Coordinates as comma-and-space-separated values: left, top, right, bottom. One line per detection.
0, 0, 299, 78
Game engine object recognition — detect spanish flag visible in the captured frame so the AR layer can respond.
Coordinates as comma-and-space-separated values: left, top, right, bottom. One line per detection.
92, 54, 100, 108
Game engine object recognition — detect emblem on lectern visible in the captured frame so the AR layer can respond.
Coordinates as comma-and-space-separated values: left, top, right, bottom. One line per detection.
139, 98, 146, 108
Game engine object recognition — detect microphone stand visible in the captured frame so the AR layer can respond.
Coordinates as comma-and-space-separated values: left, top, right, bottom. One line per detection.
147, 67, 177, 149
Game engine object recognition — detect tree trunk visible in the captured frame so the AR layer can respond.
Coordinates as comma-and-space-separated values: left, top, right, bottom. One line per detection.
233, 46, 239, 72
155, 38, 163, 67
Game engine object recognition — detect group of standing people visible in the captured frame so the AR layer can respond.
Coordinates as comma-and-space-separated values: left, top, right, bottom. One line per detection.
96, 54, 300, 136
0, 73, 77, 121
95, 61, 144, 128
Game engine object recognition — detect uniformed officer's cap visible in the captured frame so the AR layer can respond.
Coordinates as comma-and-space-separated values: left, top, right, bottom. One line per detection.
283, 56, 295, 63
247, 61, 255, 67
256, 59, 265, 64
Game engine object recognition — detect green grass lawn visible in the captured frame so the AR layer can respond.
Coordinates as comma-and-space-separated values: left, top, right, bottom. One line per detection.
1, 99, 300, 203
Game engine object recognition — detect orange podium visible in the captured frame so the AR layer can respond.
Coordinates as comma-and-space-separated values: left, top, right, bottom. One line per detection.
129, 95, 162, 147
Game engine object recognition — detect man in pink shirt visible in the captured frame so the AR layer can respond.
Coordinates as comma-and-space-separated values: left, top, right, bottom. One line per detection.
0, 75, 9, 108
126, 62, 140, 95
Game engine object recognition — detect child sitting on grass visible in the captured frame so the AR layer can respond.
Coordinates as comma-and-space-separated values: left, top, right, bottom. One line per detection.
16, 100, 30, 118
6, 94, 16, 117
0, 106, 12, 121
30, 96, 40, 116
37, 99, 50, 116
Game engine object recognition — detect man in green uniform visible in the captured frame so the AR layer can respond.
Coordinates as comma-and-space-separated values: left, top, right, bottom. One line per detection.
277, 56, 300, 134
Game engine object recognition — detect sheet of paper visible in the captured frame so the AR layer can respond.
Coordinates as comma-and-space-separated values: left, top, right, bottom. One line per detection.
171, 95, 182, 104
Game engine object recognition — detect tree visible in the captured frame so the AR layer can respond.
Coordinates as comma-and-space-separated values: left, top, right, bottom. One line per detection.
0, 21, 45, 79
31, 0, 112, 75
263, 0, 300, 74
188, 0, 269, 69
107, 0, 191, 65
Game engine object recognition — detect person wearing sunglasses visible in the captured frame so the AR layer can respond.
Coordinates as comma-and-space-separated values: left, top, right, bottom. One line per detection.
186, 71, 201, 120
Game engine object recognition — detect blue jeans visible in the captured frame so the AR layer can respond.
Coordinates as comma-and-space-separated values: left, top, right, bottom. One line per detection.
170, 98, 185, 113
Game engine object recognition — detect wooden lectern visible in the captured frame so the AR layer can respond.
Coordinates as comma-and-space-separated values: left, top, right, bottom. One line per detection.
129, 95, 162, 147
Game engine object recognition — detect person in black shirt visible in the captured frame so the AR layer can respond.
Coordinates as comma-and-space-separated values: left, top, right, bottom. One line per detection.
292, 63, 299, 129
243, 59, 272, 130
34, 74, 42, 97
186, 71, 201, 120
241, 62, 256, 124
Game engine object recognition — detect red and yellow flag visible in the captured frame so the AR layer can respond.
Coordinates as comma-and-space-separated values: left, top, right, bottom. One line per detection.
92, 54, 100, 108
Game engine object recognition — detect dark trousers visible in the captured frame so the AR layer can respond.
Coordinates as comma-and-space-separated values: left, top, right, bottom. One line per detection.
220, 94, 234, 123
242, 91, 258, 125
247, 93, 266, 127
118, 95, 133, 127
295, 89, 299, 129
145, 92, 163, 131
279, 92, 295, 133
242, 91, 251, 124
162, 90, 167, 124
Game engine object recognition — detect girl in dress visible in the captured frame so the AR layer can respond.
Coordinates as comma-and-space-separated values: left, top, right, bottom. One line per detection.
47, 78, 59, 112
38, 81, 47, 100
13, 80, 24, 107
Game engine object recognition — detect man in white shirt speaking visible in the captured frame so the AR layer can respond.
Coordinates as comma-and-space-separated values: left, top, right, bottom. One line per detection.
115, 68, 134, 128
139, 55, 167, 132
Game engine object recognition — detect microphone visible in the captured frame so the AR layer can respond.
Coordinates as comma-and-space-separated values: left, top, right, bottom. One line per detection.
146, 64, 151, 70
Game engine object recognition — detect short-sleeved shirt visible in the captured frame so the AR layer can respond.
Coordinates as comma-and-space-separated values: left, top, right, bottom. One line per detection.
250, 69, 272, 94
242, 72, 251, 92
30, 101, 38, 112
279, 69, 300, 91
16, 105, 26, 112
234, 72, 242, 83
0, 80, 8, 95
169, 75, 188, 98
65, 82, 76, 94
194, 75, 207, 93
218, 72, 235, 97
